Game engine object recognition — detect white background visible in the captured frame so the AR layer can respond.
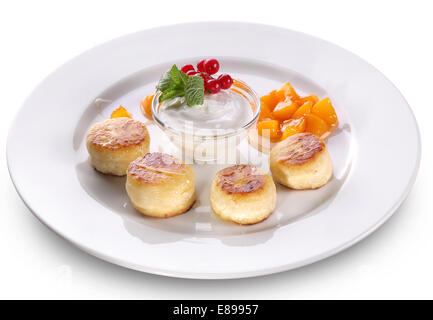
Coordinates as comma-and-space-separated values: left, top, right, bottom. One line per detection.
0, 0, 431, 299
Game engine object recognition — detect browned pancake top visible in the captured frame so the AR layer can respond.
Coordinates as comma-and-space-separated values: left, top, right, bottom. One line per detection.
87, 118, 147, 149
275, 132, 324, 165
217, 164, 265, 194
128, 152, 186, 183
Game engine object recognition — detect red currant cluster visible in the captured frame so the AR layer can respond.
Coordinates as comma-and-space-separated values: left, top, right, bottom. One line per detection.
181, 59, 233, 94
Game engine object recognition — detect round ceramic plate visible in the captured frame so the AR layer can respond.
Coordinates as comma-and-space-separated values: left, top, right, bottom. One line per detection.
7, 22, 420, 279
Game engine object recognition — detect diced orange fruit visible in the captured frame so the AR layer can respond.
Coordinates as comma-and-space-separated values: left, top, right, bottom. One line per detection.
260, 89, 285, 112
257, 83, 338, 142
257, 120, 281, 140
110, 105, 132, 119
292, 101, 313, 119
259, 101, 274, 120
312, 97, 338, 127
282, 117, 306, 131
279, 82, 302, 105
281, 127, 299, 140
140, 94, 154, 119
305, 114, 329, 138
281, 117, 306, 140
271, 99, 298, 120
300, 94, 319, 106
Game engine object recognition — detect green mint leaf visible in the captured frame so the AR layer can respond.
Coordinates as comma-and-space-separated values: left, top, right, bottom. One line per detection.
156, 65, 197, 104
156, 69, 173, 91
170, 65, 188, 88
159, 87, 185, 103
185, 75, 204, 107
180, 70, 189, 87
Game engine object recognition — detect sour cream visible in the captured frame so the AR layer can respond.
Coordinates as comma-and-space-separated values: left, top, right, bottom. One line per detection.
157, 90, 253, 133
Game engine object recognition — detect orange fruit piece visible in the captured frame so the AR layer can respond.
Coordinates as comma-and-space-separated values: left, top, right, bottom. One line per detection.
292, 101, 313, 119
260, 89, 285, 112
305, 114, 329, 138
312, 97, 338, 126
257, 84, 339, 142
259, 101, 274, 120
140, 94, 155, 119
110, 105, 132, 119
257, 120, 281, 140
279, 82, 302, 106
271, 99, 298, 120
280, 117, 306, 141
300, 94, 319, 106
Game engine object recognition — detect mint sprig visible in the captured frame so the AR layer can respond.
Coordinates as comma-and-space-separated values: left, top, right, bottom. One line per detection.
156, 65, 204, 107
156, 70, 173, 92
185, 76, 204, 107
171, 65, 189, 88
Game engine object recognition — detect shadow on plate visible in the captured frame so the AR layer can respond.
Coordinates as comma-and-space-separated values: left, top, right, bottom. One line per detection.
75, 158, 350, 247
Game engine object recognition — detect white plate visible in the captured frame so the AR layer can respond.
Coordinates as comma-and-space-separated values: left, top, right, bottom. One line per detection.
7, 22, 420, 279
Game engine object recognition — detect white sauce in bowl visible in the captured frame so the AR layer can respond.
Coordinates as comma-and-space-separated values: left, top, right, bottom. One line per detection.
158, 90, 253, 133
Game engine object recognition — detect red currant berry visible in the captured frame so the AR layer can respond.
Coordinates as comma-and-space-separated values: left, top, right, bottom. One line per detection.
204, 59, 220, 75
199, 73, 212, 83
217, 74, 233, 89
197, 59, 206, 73
205, 79, 221, 94
181, 64, 195, 73
186, 70, 198, 76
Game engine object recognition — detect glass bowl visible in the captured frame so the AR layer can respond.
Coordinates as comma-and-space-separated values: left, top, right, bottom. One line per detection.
151, 79, 260, 162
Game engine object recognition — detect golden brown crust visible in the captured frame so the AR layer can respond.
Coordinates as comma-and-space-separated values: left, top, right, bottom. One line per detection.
275, 132, 324, 165
128, 152, 186, 184
217, 164, 265, 194
132, 198, 196, 219
87, 118, 148, 149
